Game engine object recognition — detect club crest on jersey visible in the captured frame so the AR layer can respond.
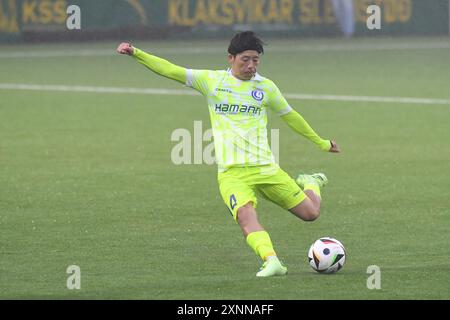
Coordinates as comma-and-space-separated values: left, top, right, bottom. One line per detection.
251, 90, 264, 101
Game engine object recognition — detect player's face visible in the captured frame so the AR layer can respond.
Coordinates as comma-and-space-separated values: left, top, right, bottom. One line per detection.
228, 50, 260, 80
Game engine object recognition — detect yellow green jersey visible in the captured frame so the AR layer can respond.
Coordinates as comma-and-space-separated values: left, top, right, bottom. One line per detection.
186, 68, 292, 172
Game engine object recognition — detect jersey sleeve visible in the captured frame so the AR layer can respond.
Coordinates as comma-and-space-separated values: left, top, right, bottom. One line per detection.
132, 48, 187, 84
185, 69, 214, 96
265, 80, 293, 116
266, 80, 331, 151
281, 110, 331, 151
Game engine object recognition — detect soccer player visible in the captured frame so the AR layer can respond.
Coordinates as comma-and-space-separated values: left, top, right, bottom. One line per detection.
117, 31, 340, 277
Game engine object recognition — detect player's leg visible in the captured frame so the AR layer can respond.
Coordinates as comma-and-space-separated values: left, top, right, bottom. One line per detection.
257, 167, 326, 222
288, 193, 320, 221
237, 203, 287, 277
235, 202, 263, 236
291, 173, 328, 220
236, 203, 287, 277
218, 169, 287, 277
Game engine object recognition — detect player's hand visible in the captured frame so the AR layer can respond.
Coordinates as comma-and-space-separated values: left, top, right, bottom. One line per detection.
329, 140, 340, 153
117, 42, 134, 55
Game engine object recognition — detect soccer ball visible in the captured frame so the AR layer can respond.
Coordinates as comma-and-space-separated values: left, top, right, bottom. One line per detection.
308, 237, 346, 273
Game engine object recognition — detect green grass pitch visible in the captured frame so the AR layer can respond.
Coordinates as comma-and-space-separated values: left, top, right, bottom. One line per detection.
0, 37, 449, 299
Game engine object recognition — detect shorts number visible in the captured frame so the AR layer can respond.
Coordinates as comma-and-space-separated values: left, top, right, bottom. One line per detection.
229, 194, 237, 210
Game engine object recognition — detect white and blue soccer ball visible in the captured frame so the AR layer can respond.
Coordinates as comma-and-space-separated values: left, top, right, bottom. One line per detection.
308, 237, 346, 273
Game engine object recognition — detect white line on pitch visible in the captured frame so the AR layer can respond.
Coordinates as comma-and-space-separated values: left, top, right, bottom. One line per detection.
0, 83, 449, 105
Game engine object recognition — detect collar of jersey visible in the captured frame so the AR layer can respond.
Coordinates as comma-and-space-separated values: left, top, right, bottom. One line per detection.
226, 68, 263, 82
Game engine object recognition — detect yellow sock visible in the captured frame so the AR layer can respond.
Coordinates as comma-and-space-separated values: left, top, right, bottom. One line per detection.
303, 183, 321, 198
246, 231, 276, 261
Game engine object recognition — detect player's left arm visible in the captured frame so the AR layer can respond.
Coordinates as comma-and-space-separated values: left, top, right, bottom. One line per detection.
266, 81, 340, 153
281, 110, 340, 153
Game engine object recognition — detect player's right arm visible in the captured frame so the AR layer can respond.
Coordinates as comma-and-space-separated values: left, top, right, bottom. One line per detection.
116, 42, 186, 84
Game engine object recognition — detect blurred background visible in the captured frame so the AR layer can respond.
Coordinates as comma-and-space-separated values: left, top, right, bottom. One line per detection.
0, 0, 449, 43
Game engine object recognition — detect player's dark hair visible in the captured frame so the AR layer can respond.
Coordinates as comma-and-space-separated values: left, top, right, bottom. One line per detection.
228, 31, 264, 56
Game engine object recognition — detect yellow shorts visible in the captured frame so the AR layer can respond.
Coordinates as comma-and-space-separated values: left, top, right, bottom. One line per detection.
217, 164, 306, 221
